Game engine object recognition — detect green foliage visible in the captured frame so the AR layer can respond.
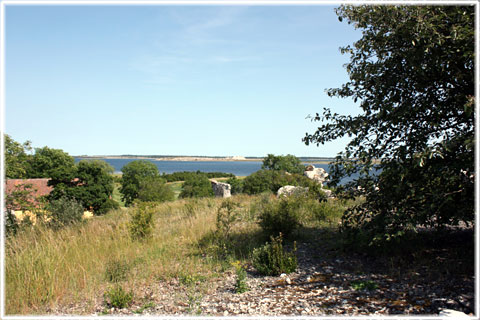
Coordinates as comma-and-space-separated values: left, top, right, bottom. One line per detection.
4, 183, 38, 236
179, 173, 214, 198
4, 134, 32, 179
161, 171, 235, 182
243, 170, 312, 195
258, 196, 302, 238
120, 160, 160, 206
128, 204, 155, 240
252, 234, 297, 276
226, 177, 244, 195
49, 160, 116, 214
137, 176, 175, 203
104, 259, 130, 283
47, 196, 84, 229
232, 261, 249, 293
216, 200, 240, 239
30, 146, 76, 178
350, 280, 378, 291
262, 154, 305, 174
303, 6, 475, 244
97, 198, 120, 215
103, 285, 133, 309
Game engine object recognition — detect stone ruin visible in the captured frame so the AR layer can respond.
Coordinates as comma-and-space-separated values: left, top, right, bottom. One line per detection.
277, 185, 308, 197
210, 180, 231, 198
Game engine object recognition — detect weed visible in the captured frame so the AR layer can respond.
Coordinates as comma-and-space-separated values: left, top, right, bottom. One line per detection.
103, 285, 133, 309
132, 301, 156, 314
252, 233, 297, 276
179, 273, 207, 286
232, 261, 249, 293
350, 280, 378, 291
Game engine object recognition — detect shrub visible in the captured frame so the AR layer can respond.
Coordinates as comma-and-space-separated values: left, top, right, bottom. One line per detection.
103, 285, 133, 309
137, 176, 174, 203
226, 177, 244, 195
179, 174, 214, 198
232, 261, 249, 293
258, 196, 302, 238
104, 259, 130, 283
128, 205, 155, 240
243, 170, 314, 195
216, 200, 240, 239
97, 198, 120, 215
47, 196, 84, 229
252, 234, 297, 276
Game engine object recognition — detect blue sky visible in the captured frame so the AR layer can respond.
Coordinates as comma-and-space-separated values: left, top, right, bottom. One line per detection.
4, 4, 361, 157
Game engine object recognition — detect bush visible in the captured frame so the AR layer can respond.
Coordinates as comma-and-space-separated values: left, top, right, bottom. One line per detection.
252, 234, 297, 276
128, 205, 155, 240
179, 174, 214, 198
243, 170, 314, 195
258, 196, 302, 238
97, 198, 120, 215
47, 196, 84, 228
226, 177, 244, 195
103, 285, 133, 309
137, 176, 175, 203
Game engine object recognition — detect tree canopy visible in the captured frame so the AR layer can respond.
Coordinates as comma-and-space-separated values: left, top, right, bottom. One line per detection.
303, 5, 475, 245
4, 134, 32, 179
120, 160, 160, 206
262, 154, 305, 174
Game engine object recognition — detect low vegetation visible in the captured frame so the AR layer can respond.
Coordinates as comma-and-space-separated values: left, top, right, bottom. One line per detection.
5, 193, 349, 314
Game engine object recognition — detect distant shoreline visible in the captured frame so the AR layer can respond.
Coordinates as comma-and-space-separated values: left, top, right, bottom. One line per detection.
75, 155, 333, 164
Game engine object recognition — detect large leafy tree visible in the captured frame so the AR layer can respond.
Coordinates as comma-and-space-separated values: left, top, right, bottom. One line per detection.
49, 160, 116, 214
262, 154, 305, 174
4, 134, 32, 179
303, 5, 475, 244
120, 160, 160, 206
29, 146, 76, 178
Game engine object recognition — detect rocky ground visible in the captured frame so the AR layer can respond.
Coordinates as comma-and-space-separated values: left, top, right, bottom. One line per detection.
55, 229, 475, 317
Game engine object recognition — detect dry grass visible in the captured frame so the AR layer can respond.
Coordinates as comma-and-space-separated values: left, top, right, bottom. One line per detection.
4, 195, 261, 315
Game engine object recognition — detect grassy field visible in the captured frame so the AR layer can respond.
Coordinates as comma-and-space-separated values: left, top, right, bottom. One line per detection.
4, 194, 351, 315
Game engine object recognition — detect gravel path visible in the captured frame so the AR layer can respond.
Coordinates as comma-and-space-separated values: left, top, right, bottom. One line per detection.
51, 229, 474, 317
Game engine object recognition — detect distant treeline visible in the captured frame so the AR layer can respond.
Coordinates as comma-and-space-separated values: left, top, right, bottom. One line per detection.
160, 171, 235, 182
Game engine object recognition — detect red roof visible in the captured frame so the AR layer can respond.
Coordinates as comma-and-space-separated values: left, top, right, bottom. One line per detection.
5, 179, 53, 210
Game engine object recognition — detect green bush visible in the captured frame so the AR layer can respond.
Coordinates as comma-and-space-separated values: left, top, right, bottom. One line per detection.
252, 234, 297, 276
104, 259, 130, 283
226, 177, 244, 195
97, 198, 120, 215
128, 205, 155, 240
258, 196, 302, 238
243, 170, 314, 195
179, 174, 214, 198
103, 285, 133, 309
47, 196, 84, 228
138, 176, 174, 203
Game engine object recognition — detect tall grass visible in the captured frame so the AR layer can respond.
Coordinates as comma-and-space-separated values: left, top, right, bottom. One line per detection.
5, 194, 350, 315
5, 197, 239, 314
